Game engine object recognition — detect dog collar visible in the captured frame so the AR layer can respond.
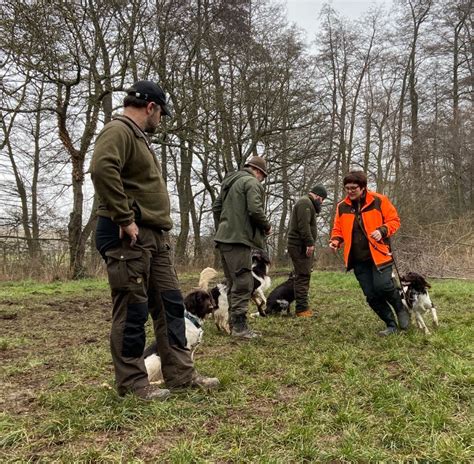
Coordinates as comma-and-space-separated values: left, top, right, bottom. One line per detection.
184, 310, 202, 329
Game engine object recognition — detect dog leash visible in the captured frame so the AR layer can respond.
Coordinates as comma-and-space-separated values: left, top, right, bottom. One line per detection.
353, 209, 408, 302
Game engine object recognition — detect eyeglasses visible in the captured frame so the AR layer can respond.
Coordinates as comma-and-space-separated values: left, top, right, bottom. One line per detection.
344, 185, 361, 192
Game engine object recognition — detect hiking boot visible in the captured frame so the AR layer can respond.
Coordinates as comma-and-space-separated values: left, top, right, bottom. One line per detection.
396, 307, 410, 330
296, 309, 314, 318
230, 317, 261, 339
378, 326, 398, 337
131, 385, 171, 402
231, 325, 261, 339
188, 373, 220, 391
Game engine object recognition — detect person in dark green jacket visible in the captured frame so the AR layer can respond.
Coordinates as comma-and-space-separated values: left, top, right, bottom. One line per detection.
287, 185, 328, 317
91, 80, 219, 401
213, 156, 271, 339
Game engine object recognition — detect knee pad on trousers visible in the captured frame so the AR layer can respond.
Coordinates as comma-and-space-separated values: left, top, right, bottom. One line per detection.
122, 301, 148, 357
161, 289, 187, 349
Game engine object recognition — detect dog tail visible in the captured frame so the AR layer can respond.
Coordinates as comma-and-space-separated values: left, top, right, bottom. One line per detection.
198, 267, 218, 291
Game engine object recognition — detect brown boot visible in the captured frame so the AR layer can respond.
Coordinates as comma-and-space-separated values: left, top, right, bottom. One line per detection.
128, 385, 171, 402
188, 372, 220, 391
296, 309, 313, 318
170, 372, 220, 391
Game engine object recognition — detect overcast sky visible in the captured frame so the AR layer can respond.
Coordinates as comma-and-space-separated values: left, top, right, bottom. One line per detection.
284, 0, 388, 39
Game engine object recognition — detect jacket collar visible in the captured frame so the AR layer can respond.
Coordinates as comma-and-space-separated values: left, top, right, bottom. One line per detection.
114, 115, 149, 141
308, 194, 322, 214
114, 115, 157, 155
343, 189, 375, 210
243, 167, 257, 177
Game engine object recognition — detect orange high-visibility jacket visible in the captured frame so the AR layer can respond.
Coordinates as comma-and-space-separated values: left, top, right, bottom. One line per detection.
330, 190, 400, 268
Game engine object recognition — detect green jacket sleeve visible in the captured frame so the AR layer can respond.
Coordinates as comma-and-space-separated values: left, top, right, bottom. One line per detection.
90, 125, 134, 226
245, 179, 270, 231
296, 201, 315, 246
212, 191, 223, 224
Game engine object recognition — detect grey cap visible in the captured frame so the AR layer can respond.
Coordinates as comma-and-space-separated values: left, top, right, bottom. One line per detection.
310, 184, 328, 199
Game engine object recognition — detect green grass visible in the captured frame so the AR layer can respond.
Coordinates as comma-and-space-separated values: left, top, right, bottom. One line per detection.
1, 272, 473, 462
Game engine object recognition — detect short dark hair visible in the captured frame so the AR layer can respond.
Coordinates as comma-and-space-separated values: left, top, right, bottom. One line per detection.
343, 171, 367, 188
123, 95, 149, 108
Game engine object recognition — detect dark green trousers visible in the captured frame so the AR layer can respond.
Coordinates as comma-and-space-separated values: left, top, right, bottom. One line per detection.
353, 260, 401, 328
288, 245, 313, 313
217, 243, 253, 328
96, 219, 194, 394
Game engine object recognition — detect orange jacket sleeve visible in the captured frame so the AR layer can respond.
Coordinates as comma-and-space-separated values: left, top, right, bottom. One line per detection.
380, 195, 400, 237
330, 204, 344, 244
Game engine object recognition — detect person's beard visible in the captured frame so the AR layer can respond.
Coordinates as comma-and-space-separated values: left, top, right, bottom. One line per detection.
143, 114, 159, 134
143, 120, 157, 134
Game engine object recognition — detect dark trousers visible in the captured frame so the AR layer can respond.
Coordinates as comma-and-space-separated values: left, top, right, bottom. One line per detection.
288, 245, 313, 312
217, 243, 253, 328
96, 217, 194, 393
353, 260, 403, 328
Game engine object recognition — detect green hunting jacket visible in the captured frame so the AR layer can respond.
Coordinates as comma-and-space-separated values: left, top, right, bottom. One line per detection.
213, 168, 270, 250
90, 116, 173, 230
287, 195, 318, 248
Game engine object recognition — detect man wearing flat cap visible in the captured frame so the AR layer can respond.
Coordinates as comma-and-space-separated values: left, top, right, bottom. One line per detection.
213, 156, 272, 339
90, 80, 219, 401
287, 184, 328, 317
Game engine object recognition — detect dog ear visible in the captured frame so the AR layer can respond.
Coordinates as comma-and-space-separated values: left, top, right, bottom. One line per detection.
185, 291, 202, 316
419, 275, 431, 288
185, 290, 212, 319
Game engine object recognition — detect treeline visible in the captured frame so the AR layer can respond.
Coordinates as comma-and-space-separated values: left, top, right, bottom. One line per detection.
0, 0, 472, 279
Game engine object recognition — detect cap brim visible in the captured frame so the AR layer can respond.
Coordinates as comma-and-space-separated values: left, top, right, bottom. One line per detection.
245, 163, 268, 177
161, 103, 172, 117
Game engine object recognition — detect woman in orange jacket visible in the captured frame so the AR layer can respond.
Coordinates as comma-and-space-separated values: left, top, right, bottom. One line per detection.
329, 171, 410, 336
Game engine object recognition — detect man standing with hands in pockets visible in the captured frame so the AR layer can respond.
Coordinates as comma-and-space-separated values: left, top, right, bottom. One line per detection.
91, 80, 219, 401
287, 185, 328, 318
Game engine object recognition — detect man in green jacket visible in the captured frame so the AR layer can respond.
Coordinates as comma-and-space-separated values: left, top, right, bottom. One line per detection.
213, 156, 271, 339
90, 80, 219, 401
287, 185, 328, 317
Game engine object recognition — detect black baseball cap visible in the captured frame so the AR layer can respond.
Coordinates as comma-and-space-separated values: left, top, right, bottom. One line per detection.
126, 80, 171, 116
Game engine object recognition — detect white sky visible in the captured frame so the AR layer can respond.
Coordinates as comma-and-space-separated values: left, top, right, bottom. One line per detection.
284, 0, 388, 39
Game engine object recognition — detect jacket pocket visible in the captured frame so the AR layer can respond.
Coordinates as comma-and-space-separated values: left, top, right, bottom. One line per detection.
105, 248, 147, 291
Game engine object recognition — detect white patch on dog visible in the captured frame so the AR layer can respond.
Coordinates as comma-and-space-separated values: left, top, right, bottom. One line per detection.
145, 314, 205, 382
211, 251, 272, 332
144, 354, 162, 383
144, 268, 217, 382
400, 272, 439, 335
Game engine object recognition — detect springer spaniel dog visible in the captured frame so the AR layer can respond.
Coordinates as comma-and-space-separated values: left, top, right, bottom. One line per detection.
144, 268, 218, 382
400, 272, 439, 335
211, 249, 272, 333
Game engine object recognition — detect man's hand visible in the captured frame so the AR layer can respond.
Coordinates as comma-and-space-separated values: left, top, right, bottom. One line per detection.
329, 240, 339, 252
264, 226, 272, 236
306, 245, 315, 257
370, 229, 382, 242
120, 222, 139, 246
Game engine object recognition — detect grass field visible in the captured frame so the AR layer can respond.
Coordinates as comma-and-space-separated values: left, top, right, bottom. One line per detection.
1, 271, 473, 462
